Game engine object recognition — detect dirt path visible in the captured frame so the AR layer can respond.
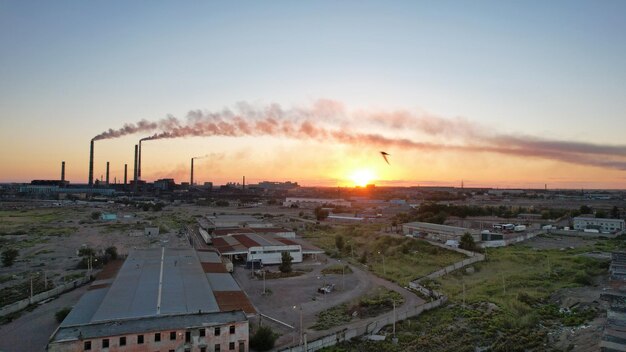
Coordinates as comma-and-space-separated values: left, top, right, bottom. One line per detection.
0, 284, 88, 352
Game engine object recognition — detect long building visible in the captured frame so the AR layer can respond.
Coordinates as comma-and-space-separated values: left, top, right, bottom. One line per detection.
211, 233, 323, 265
402, 221, 480, 243
573, 217, 625, 233
48, 248, 252, 352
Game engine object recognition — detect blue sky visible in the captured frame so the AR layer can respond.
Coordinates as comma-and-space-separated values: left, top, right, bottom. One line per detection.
1, 1, 625, 186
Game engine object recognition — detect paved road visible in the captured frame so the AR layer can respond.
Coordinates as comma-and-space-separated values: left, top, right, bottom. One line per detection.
0, 285, 88, 352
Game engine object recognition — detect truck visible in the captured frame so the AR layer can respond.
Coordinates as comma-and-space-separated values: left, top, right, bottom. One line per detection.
514, 225, 526, 232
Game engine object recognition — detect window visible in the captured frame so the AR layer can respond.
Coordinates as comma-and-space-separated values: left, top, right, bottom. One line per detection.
215, 327, 221, 336
102, 339, 109, 348
137, 335, 144, 344
215, 344, 221, 352
119, 336, 126, 346
170, 331, 176, 340
229, 342, 235, 350
199, 328, 206, 337
185, 331, 191, 343
155, 332, 161, 342
84, 341, 92, 351
229, 325, 235, 334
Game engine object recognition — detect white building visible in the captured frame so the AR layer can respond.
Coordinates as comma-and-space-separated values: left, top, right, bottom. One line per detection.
283, 197, 351, 208
402, 221, 480, 242
573, 217, 625, 233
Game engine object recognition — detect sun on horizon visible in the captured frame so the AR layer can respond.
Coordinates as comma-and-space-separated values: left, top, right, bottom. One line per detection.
349, 168, 377, 187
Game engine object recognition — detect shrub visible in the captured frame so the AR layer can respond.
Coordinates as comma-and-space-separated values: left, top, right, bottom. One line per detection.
55, 307, 72, 323
250, 326, 277, 351
1, 249, 19, 267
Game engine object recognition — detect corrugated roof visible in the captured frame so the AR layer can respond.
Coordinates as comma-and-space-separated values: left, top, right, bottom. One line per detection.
214, 291, 256, 315
207, 273, 241, 291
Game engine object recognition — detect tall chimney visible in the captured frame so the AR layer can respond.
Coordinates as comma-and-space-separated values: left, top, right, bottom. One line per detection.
88, 140, 94, 186
61, 161, 65, 182
133, 144, 138, 192
106, 162, 110, 185
138, 140, 142, 180
190, 158, 194, 186
124, 164, 128, 185
243, 176, 245, 190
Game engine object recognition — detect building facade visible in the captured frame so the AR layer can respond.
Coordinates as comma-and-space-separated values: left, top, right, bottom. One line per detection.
573, 217, 625, 233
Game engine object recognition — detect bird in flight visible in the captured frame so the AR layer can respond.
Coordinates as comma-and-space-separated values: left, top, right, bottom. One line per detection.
380, 151, 391, 165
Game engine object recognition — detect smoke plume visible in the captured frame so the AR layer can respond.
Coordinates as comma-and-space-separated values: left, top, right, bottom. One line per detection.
93, 100, 626, 171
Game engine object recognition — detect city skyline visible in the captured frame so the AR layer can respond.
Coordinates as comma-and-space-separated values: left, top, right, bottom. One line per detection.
2, 1, 626, 189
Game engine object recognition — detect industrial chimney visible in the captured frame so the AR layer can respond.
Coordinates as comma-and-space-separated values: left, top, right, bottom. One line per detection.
138, 140, 142, 180
243, 176, 245, 190
105, 162, 110, 185
190, 158, 194, 186
88, 140, 94, 186
133, 145, 138, 192
61, 161, 65, 182
124, 164, 128, 185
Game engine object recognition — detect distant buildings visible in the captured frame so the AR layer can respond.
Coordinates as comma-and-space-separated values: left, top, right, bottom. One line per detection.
48, 248, 251, 352
282, 197, 351, 208
573, 217, 625, 233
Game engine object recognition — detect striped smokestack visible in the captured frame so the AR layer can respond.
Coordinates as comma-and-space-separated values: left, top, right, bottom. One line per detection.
61, 161, 65, 182
106, 162, 110, 185
88, 140, 94, 186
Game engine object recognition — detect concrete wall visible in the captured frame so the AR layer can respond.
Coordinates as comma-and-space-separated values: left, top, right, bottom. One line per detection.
0, 276, 91, 317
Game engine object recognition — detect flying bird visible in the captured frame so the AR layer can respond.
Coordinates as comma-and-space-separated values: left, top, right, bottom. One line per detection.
380, 151, 391, 165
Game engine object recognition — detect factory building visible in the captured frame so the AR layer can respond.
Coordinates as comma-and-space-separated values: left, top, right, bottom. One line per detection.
205, 215, 271, 230
402, 221, 480, 243
213, 227, 296, 239
211, 234, 323, 265
282, 197, 351, 208
48, 248, 252, 352
573, 217, 625, 233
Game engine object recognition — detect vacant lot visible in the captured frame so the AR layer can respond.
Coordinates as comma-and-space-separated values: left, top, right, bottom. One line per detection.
303, 224, 466, 285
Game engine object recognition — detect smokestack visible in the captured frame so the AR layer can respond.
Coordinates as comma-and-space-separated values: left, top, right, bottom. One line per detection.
61, 161, 65, 182
106, 162, 110, 185
124, 164, 128, 185
88, 140, 94, 186
138, 141, 142, 180
133, 144, 138, 192
190, 158, 194, 186
243, 176, 245, 190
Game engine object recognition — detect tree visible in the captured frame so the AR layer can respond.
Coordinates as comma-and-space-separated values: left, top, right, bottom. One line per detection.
279, 252, 293, 273
250, 326, 277, 351
612, 206, 621, 219
459, 233, 478, 252
1, 249, 19, 267
105, 246, 118, 260
90, 211, 101, 220
335, 235, 344, 251
596, 210, 608, 219
314, 206, 329, 221
580, 205, 592, 214
55, 307, 72, 323
215, 200, 229, 207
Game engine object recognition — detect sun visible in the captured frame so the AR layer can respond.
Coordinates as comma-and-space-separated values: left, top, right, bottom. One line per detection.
349, 169, 376, 187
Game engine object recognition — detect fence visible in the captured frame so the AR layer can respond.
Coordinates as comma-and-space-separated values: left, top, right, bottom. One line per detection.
276, 298, 447, 352
0, 276, 91, 317
274, 240, 484, 352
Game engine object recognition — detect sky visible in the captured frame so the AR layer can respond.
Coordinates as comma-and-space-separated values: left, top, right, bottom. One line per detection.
1, 0, 626, 189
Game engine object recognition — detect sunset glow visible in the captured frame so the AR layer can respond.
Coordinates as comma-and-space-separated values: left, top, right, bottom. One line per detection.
349, 169, 377, 187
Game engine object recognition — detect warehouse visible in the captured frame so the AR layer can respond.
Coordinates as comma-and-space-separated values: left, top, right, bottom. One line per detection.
48, 248, 251, 352
205, 214, 270, 229
402, 221, 480, 243
573, 217, 625, 233
211, 233, 323, 265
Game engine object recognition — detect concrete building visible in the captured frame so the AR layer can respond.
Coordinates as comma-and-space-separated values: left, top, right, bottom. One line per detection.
573, 217, 625, 233
213, 227, 296, 239
282, 197, 351, 208
206, 215, 270, 229
48, 248, 251, 352
402, 221, 480, 243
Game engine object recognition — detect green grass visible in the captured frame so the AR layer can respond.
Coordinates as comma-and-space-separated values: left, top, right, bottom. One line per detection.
322, 243, 608, 352
303, 224, 466, 285
321, 264, 353, 275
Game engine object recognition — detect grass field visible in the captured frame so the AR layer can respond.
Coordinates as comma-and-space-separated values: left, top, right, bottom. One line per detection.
322, 243, 609, 352
303, 224, 466, 285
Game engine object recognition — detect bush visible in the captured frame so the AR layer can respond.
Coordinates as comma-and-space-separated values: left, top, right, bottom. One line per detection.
459, 233, 478, 252
55, 307, 72, 323
279, 252, 293, 273
1, 249, 19, 267
250, 326, 277, 351
215, 200, 229, 207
